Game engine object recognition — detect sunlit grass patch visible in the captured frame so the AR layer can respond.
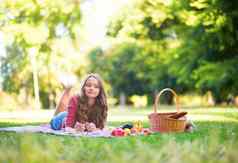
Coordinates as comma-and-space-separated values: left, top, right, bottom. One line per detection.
0, 110, 53, 126
189, 115, 238, 122
0, 119, 50, 124
108, 107, 238, 123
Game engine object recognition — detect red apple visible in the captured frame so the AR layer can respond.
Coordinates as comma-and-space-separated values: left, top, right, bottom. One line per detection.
111, 128, 125, 136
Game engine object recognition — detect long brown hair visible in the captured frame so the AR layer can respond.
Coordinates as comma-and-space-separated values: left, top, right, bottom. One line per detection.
77, 73, 108, 129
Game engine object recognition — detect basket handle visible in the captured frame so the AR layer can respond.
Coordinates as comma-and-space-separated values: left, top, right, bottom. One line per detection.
153, 88, 180, 113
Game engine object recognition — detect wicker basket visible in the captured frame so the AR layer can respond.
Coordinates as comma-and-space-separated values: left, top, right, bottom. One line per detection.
148, 88, 186, 133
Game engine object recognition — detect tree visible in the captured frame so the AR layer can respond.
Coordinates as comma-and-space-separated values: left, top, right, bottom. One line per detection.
0, 0, 82, 108
106, 0, 238, 103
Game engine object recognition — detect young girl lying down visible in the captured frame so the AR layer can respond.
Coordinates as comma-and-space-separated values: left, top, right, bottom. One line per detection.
50, 73, 108, 133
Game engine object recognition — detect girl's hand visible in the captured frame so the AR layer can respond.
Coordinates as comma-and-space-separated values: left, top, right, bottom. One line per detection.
85, 122, 97, 132
75, 122, 86, 132
65, 127, 76, 133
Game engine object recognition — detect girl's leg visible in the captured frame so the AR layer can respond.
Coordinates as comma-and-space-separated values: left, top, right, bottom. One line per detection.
50, 111, 68, 130
54, 87, 72, 116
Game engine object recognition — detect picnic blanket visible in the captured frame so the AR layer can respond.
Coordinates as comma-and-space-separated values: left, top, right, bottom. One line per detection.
0, 124, 112, 137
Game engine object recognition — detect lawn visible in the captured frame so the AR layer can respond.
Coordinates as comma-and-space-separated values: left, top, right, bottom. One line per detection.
0, 106, 238, 163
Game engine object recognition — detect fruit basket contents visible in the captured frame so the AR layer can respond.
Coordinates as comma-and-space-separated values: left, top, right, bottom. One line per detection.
111, 121, 152, 137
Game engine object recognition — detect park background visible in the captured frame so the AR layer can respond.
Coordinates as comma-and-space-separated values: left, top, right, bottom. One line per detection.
0, 0, 238, 163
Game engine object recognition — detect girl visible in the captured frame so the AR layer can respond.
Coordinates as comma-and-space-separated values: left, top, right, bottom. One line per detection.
50, 73, 108, 132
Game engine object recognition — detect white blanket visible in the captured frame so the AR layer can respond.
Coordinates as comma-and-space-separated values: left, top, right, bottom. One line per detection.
0, 124, 112, 137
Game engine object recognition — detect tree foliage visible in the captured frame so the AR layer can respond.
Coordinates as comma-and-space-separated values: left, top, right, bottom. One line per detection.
94, 0, 238, 103
0, 0, 82, 108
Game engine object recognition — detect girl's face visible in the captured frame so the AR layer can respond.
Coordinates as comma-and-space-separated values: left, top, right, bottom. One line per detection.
84, 77, 100, 99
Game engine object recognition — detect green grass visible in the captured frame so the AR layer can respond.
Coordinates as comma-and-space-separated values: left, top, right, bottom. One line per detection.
0, 107, 238, 163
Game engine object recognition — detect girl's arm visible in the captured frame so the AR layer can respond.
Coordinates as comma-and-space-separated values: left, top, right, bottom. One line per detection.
65, 96, 78, 128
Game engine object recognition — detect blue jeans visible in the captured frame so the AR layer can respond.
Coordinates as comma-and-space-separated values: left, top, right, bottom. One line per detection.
50, 111, 68, 130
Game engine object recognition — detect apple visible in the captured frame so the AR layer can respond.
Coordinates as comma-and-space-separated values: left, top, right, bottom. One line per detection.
111, 128, 125, 137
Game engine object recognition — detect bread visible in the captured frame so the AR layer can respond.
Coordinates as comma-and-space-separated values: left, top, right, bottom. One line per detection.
169, 112, 187, 119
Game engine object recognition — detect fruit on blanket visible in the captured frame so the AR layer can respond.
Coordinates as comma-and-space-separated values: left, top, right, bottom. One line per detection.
121, 124, 133, 129
111, 128, 125, 136
124, 128, 131, 136
133, 120, 143, 132
142, 128, 152, 136
130, 128, 137, 134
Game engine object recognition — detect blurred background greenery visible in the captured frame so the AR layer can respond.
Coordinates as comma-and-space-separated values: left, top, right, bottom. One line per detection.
0, 0, 238, 110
